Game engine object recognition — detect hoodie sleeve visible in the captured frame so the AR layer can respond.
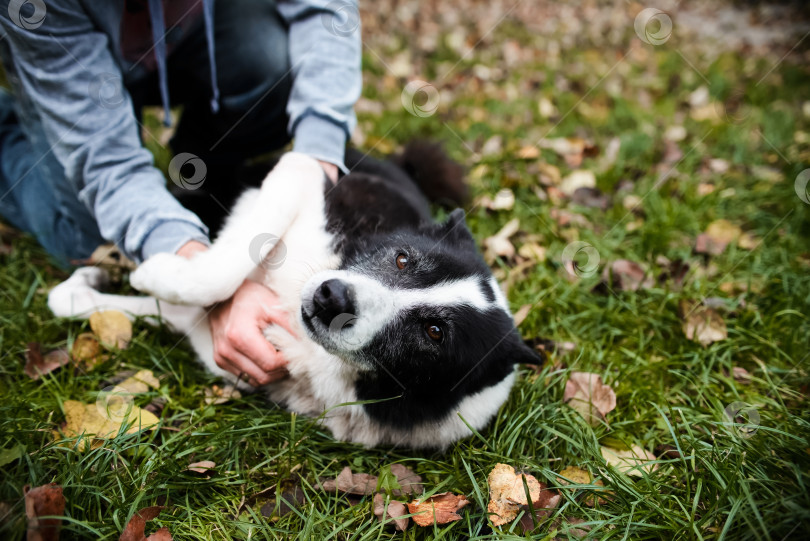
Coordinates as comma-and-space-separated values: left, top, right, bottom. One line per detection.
277, 0, 361, 172
0, 0, 209, 263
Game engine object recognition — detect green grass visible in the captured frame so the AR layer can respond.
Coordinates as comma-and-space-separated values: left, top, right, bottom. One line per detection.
2, 4, 810, 540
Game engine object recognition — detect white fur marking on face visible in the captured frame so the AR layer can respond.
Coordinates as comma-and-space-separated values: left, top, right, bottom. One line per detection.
489, 276, 510, 312
302, 271, 501, 350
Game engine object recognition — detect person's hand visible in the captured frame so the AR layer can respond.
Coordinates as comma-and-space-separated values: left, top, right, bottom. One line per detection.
207, 280, 295, 386
176, 241, 293, 385
317, 160, 339, 183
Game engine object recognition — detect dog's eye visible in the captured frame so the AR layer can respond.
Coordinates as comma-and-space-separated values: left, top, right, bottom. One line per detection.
396, 253, 408, 269
425, 323, 443, 342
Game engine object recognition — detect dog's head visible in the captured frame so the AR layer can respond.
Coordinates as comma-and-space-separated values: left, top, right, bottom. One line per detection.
300, 209, 541, 447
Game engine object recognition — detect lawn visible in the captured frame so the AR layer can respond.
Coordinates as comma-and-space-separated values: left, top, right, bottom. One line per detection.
2, 1, 810, 539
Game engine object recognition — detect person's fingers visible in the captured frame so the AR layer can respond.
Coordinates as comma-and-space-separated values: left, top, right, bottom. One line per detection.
259, 304, 298, 338
218, 344, 276, 385
226, 323, 288, 373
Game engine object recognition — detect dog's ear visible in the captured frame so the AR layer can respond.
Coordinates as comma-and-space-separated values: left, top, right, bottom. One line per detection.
509, 337, 547, 367
437, 208, 475, 246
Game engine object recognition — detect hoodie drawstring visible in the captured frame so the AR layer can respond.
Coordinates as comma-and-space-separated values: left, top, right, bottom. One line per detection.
146, 0, 220, 126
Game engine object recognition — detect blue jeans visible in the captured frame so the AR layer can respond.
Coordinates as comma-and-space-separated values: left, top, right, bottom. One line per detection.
0, 0, 291, 266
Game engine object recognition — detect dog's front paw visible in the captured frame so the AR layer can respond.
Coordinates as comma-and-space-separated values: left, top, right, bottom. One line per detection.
130, 253, 197, 304
48, 267, 110, 317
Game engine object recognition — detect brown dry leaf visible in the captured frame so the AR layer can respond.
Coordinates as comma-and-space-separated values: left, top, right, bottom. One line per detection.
512, 304, 532, 327
681, 301, 728, 346
732, 366, 752, 384
559, 170, 596, 196
601, 444, 658, 477
407, 492, 469, 527
389, 463, 424, 496
24, 343, 70, 380
518, 241, 547, 263
202, 384, 242, 405
737, 232, 760, 250
24, 483, 65, 541
537, 137, 598, 168
534, 162, 562, 186
564, 372, 617, 426
487, 463, 559, 527
319, 466, 377, 496
603, 260, 654, 291
572, 187, 610, 209
119, 506, 169, 541
117, 370, 160, 394
187, 460, 216, 474
556, 466, 607, 507
372, 493, 409, 531
475, 188, 515, 211
517, 145, 540, 159
483, 218, 520, 262
695, 219, 742, 255
55, 399, 159, 451
90, 310, 132, 349
71, 333, 101, 364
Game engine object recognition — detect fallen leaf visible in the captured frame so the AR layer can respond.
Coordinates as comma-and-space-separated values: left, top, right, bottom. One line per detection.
664, 125, 687, 142
600, 444, 658, 477
202, 384, 242, 405
319, 466, 377, 496
555, 466, 607, 507
512, 304, 532, 326
24, 343, 70, 380
603, 259, 654, 291
389, 464, 424, 496
681, 300, 728, 346
187, 461, 216, 474
483, 218, 520, 262
116, 370, 160, 394
90, 310, 132, 349
695, 219, 742, 255
550, 209, 590, 228
563, 372, 617, 425
732, 366, 752, 384
560, 170, 596, 196
71, 333, 101, 364
408, 492, 469, 527
518, 241, 547, 263
572, 187, 609, 209
538, 137, 598, 168
737, 232, 759, 250
55, 399, 159, 451
373, 493, 409, 531
475, 188, 515, 211
0, 443, 24, 467
517, 145, 539, 159
534, 162, 561, 186
24, 483, 65, 541
119, 506, 168, 541
487, 463, 559, 527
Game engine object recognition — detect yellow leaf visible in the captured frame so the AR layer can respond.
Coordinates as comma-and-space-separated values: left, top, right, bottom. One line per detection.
89, 310, 132, 349
600, 445, 658, 477
117, 369, 160, 394
56, 399, 158, 451
71, 333, 101, 363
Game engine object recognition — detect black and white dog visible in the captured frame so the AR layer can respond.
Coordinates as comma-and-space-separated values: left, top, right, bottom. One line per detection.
48, 144, 541, 448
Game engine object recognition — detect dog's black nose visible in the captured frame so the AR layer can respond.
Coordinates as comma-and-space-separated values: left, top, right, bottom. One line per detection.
313, 279, 356, 325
